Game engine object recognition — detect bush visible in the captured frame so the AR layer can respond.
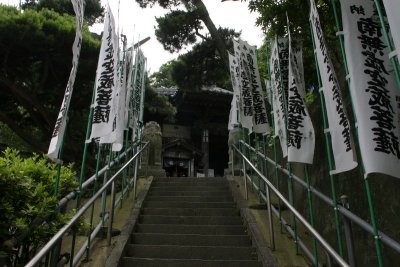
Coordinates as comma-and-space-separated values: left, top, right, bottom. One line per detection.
0, 148, 78, 261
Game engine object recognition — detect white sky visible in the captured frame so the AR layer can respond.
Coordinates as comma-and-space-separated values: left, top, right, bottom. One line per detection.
1, 0, 265, 73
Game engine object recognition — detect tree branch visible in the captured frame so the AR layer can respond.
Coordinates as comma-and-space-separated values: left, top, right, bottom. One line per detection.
194, 26, 209, 41
0, 77, 52, 129
0, 110, 46, 152
190, 0, 229, 70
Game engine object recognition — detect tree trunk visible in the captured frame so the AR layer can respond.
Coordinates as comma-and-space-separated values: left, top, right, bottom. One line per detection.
191, 0, 230, 71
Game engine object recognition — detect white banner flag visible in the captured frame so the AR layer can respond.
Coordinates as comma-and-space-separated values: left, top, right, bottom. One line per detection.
228, 53, 240, 130
133, 49, 146, 125
228, 96, 239, 130
229, 53, 241, 99
340, 0, 400, 178
310, 0, 357, 174
48, 0, 84, 161
90, 4, 118, 139
382, 0, 400, 62
233, 39, 253, 131
239, 40, 270, 134
270, 37, 288, 158
287, 22, 315, 164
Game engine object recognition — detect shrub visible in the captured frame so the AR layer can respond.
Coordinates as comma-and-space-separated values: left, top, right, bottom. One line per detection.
0, 148, 78, 262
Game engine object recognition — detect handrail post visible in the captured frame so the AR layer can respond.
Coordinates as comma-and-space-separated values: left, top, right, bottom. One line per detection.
243, 157, 248, 200
265, 181, 275, 251
340, 195, 356, 267
233, 144, 349, 267
107, 179, 116, 246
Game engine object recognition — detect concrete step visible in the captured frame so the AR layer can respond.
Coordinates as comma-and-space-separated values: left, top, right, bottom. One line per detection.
125, 244, 257, 260
143, 201, 236, 209
153, 177, 227, 183
131, 233, 252, 247
149, 186, 230, 192
151, 183, 228, 188
139, 215, 243, 225
121, 257, 261, 267
141, 207, 239, 216
135, 224, 247, 235
145, 195, 233, 202
147, 191, 232, 197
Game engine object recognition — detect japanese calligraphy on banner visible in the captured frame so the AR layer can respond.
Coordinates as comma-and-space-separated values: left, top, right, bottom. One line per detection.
237, 39, 270, 133
309, 0, 357, 174
233, 39, 253, 131
132, 49, 146, 126
340, 0, 400, 178
382, 0, 400, 62
270, 37, 288, 158
122, 49, 132, 130
277, 38, 289, 102
48, 0, 84, 161
228, 53, 240, 130
229, 53, 241, 99
90, 4, 118, 139
287, 22, 315, 164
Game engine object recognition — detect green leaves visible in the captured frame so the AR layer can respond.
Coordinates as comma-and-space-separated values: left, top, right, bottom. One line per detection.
0, 148, 77, 250
155, 10, 203, 53
0, 5, 100, 159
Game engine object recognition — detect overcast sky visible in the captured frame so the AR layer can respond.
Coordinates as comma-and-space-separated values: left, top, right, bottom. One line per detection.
1, 0, 265, 73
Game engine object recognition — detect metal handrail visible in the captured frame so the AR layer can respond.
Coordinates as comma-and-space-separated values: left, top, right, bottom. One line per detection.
25, 142, 149, 267
233, 144, 349, 267
240, 140, 400, 254
3, 145, 135, 251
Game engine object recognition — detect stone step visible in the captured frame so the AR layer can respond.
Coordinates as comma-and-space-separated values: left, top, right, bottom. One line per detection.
151, 183, 229, 189
143, 201, 236, 209
147, 190, 232, 197
131, 233, 252, 247
135, 224, 247, 235
121, 257, 261, 267
125, 244, 258, 260
139, 215, 243, 225
145, 195, 233, 202
149, 186, 230, 192
153, 177, 227, 183
141, 207, 239, 216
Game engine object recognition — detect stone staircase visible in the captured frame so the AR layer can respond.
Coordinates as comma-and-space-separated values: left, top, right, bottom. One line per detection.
119, 177, 261, 267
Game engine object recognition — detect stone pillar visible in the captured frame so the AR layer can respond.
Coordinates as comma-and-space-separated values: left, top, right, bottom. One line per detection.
228, 127, 241, 175
140, 121, 165, 177
202, 129, 209, 177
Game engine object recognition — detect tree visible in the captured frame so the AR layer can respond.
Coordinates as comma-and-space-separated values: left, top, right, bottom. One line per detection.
136, 0, 230, 70
248, 0, 345, 92
22, 0, 104, 25
0, 5, 100, 160
149, 61, 177, 88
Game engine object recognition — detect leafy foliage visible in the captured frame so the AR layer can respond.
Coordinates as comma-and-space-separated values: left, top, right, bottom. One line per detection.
22, 0, 104, 25
144, 88, 177, 123
155, 10, 203, 53
0, 148, 78, 259
0, 5, 100, 160
151, 28, 239, 91
149, 61, 177, 88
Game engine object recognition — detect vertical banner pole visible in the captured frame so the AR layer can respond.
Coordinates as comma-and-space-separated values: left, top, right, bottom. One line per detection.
305, 165, 319, 266
309, 22, 345, 256
268, 65, 284, 233
69, 84, 96, 267
308, 4, 347, 257
247, 133, 254, 192
276, 35, 298, 253
372, 0, 400, 90
330, 0, 384, 264
255, 135, 262, 202
86, 144, 102, 261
